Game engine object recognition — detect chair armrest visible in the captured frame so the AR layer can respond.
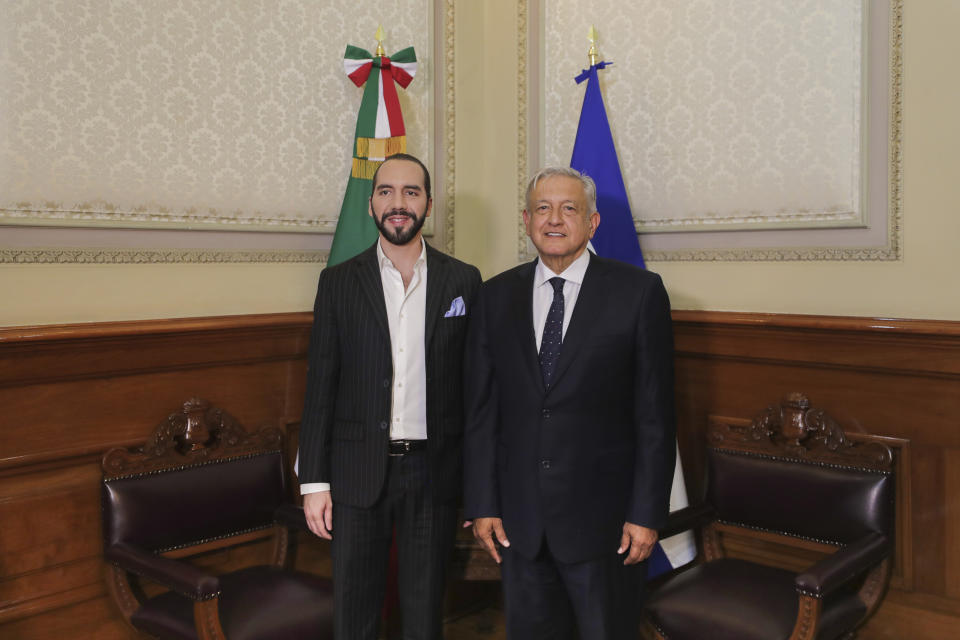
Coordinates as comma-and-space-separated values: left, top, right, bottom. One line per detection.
275, 503, 312, 534
795, 532, 890, 598
658, 504, 715, 540
105, 543, 220, 601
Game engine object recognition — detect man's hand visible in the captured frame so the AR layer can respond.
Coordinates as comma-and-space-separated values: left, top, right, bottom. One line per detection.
472, 517, 510, 564
304, 491, 334, 540
618, 522, 658, 565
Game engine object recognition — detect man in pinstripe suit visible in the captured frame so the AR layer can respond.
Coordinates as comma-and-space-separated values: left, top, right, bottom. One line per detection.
298, 153, 482, 640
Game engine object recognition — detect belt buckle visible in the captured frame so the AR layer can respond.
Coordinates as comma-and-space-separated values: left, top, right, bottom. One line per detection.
388, 440, 409, 457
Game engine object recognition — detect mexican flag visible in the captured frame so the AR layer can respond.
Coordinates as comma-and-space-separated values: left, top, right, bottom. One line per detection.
327, 44, 418, 266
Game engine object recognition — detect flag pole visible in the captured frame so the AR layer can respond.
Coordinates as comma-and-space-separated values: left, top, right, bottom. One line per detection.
569, 26, 696, 578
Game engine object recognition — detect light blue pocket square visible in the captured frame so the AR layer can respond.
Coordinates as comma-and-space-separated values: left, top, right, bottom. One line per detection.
443, 296, 466, 317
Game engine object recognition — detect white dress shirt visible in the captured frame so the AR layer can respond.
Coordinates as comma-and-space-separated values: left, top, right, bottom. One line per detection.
301, 238, 429, 496
533, 248, 591, 350
378, 238, 429, 442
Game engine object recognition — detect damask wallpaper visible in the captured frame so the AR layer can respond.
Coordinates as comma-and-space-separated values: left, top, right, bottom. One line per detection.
528, 0, 901, 261
543, 0, 862, 232
0, 0, 434, 233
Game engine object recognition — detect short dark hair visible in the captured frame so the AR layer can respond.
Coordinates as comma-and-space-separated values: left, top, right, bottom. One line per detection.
370, 152, 432, 201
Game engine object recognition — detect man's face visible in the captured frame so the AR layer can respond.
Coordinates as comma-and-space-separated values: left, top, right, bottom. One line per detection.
369, 159, 432, 246
523, 175, 600, 267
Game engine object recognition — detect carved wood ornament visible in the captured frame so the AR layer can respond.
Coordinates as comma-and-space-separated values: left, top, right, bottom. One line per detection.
102, 398, 283, 478
708, 392, 893, 472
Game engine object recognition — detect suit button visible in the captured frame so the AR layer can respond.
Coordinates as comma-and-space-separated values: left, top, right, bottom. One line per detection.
383, 378, 390, 388
541, 459, 551, 469
379, 421, 388, 430
542, 409, 551, 419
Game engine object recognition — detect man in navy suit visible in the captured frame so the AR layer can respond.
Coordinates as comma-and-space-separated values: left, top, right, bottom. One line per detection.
464, 167, 676, 639
299, 153, 482, 639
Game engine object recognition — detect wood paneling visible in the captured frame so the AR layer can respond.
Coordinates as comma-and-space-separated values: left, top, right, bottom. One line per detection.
1, 310, 959, 637
0, 314, 314, 638
672, 311, 960, 639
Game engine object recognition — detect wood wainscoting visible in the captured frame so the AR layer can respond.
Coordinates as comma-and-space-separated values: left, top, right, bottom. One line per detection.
0, 313, 318, 639
672, 311, 960, 640
1, 310, 959, 638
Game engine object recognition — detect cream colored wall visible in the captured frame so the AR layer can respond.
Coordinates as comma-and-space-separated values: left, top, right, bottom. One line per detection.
0, 262, 322, 325
652, 0, 960, 320
453, 0, 521, 278
2, 0, 957, 327
455, 0, 960, 322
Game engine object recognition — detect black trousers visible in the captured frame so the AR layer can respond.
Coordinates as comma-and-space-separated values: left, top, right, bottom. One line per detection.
501, 536, 645, 640
331, 451, 457, 640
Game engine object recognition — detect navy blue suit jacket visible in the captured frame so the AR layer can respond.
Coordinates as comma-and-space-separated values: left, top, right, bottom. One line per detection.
463, 252, 676, 563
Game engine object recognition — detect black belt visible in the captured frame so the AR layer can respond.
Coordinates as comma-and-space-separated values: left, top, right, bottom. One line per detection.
388, 439, 428, 456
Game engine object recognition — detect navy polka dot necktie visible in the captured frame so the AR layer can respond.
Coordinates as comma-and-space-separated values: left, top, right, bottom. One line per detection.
539, 277, 565, 387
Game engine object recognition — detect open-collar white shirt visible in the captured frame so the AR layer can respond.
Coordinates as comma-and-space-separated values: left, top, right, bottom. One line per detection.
300, 238, 429, 496
377, 237, 429, 442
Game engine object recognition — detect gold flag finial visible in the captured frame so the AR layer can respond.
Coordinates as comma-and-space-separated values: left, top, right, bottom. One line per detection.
587, 25, 599, 66
375, 24, 386, 57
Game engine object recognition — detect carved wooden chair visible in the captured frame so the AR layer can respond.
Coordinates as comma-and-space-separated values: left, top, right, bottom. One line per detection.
101, 398, 333, 640
642, 392, 895, 640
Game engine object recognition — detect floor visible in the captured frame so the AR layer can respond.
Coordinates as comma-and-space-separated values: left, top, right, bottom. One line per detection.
443, 600, 505, 639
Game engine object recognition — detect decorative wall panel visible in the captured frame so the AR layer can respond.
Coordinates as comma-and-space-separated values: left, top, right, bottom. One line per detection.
0, 0, 454, 261
526, 0, 902, 261
546, 0, 863, 232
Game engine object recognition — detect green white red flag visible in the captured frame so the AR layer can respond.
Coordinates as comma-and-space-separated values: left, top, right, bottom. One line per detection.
327, 44, 417, 266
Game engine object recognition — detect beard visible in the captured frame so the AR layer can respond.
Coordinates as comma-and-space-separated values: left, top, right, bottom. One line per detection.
372, 207, 428, 246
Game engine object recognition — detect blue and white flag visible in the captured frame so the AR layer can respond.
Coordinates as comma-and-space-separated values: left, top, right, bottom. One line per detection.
570, 61, 696, 579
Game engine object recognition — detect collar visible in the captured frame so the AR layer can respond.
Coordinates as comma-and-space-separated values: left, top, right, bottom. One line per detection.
534, 247, 590, 288
377, 236, 427, 271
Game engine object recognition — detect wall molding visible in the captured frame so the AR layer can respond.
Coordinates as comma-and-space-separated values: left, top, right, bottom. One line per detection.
522, 0, 904, 262
0, 247, 327, 264
1, 0, 456, 264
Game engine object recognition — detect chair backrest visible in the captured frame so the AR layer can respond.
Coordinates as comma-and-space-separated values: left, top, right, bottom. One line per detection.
101, 398, 288, 553
706, 392, 895, 546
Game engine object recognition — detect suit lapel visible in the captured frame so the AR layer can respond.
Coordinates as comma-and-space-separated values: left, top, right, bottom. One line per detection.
547, 253, 606, 392
514, 260, 545, 395
354, 245, 390, 339
424, 243, 448, 350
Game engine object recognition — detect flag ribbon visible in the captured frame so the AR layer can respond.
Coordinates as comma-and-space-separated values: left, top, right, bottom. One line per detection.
343, 45, 417, 154
569, 58, 696, 578
574, 60, 613, 84
327, 43, 416, 266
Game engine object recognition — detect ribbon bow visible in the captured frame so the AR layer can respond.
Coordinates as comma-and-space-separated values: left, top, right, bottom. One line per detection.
343, 45, 418, 141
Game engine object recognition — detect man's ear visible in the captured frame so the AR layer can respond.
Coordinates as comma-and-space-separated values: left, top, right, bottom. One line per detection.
588, 211, 601, 237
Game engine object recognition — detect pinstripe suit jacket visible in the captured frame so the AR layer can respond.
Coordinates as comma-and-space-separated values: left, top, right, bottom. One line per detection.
298, 241, 482, 508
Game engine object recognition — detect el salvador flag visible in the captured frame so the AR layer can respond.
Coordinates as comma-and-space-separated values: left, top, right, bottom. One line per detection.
570, 61, 696, 579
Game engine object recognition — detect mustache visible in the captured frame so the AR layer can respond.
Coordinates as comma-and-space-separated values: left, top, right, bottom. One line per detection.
379, 210, 416, 221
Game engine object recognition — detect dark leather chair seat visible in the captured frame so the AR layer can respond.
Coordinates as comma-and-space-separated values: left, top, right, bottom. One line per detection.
132, 566, 334, 640
646, 558, 868, 640
647, 559, 798, 640
641, 393, 895, 640
101, 398, 334, 640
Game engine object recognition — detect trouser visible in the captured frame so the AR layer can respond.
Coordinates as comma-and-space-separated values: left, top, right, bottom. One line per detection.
331, 450, 458, 640
501, 536, 646, 640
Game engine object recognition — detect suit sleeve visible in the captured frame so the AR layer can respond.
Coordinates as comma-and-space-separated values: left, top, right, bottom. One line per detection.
628, 273, 677, 529
298, 268, 340, 485
463, 284, 501, 519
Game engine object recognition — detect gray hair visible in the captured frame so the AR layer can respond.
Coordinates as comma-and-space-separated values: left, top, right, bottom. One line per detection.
525, 167, 598, 215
